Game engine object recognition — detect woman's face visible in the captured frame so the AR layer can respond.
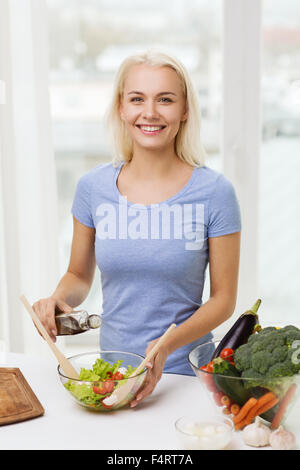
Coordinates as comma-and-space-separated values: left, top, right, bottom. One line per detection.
119, 64, 188, 154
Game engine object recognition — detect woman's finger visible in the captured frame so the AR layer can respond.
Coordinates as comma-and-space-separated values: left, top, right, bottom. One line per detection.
56, 299, 73, 314
43, 298, 57, 340
130, 364, 162, 407
32, 298, 57, 342
130, 380, 155, 407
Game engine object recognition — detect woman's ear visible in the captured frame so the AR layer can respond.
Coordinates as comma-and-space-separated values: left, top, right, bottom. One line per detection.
181, 102, 188, 122
181, 109, 188, 122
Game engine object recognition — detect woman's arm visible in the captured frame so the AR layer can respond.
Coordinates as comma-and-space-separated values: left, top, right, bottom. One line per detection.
52, 217, 96, 307
32, 217, 96, 340
163, 231, 241, 354
130, 231, 241, 407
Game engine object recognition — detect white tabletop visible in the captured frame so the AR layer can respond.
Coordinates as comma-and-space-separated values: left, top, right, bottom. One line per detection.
1, 352, 299, 450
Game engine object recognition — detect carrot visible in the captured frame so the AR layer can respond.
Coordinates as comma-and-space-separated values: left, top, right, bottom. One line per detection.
256, 397, 279, 416
234, 417, 248, 430
221, 395, 232, 407
230, 403, 240, 416
244, 392, 277, 425
271, 383, 297, 430
233, 397, 258, 424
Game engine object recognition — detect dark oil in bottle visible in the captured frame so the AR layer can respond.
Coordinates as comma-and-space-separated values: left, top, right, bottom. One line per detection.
55, 310, 101, 336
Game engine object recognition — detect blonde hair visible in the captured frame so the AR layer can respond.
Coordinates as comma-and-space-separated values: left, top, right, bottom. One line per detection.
104, 48, 207, 168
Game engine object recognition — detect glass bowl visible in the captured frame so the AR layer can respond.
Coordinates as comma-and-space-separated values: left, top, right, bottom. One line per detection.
175, 414, 233, 450
58, 351, 147, 411
188, 340, 300, 429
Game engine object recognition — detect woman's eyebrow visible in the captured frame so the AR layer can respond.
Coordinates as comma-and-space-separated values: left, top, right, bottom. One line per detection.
127, 91, 177, 96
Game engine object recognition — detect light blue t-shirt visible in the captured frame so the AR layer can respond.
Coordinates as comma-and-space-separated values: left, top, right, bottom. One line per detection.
71, 161, 241, 375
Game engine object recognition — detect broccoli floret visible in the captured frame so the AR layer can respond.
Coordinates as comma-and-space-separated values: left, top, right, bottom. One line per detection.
234, 326, 300, 397
234, 343, 251, 371
241, 368, 265, 389
268, 361, 294, 378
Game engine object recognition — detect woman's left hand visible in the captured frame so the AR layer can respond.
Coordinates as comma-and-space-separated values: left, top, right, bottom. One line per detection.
130, 338, 169, 408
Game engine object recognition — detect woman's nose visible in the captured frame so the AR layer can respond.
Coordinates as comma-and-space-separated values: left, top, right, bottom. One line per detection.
142, 100, 159, 119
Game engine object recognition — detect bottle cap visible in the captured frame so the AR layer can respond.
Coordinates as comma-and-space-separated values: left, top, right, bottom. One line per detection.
88, 314, 101, 329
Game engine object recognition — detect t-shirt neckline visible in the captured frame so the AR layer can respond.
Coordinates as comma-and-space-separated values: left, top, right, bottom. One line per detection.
113, 161, 198, 210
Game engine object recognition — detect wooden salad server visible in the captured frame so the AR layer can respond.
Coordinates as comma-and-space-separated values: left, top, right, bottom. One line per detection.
102, 323, 177, 408
19, 294, 80, 380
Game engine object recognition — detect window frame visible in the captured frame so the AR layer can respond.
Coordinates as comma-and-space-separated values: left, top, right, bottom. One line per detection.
221, 0, 262, 319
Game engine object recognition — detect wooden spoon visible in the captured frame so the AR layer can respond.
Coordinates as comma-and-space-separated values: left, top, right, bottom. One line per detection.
19, 294, 80, 380
102, 322, 177, 408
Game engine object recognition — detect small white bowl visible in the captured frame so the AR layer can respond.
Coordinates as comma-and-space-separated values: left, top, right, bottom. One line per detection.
175, 415, 234, 450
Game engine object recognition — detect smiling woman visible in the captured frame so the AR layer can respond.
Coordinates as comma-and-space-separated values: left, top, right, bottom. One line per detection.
32, 48, 241, 410
119, 65, 188, 158
105, 50, 207, 169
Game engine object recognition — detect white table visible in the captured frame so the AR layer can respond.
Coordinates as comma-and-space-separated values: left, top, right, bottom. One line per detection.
1, 352, 299, 450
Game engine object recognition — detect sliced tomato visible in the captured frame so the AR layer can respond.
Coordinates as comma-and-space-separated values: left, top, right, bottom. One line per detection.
93, 385, 106, 395
93, 380, 115, 395
101, 398, 113, 410
206, 361, 214, 373
111, 371, 124, 381
103, 380, 114, 393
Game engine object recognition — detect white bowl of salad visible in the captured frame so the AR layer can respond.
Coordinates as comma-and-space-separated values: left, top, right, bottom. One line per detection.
58, 351, 147, 411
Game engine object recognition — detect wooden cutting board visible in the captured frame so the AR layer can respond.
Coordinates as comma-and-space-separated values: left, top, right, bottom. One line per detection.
0, 368, 44, 426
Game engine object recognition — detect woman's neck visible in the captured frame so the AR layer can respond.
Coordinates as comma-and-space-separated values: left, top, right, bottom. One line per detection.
126, 147, 186, 181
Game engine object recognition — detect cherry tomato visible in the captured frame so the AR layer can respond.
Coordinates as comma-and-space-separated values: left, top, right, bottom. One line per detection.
206, 361, 214, 373
220, 348, 234, 362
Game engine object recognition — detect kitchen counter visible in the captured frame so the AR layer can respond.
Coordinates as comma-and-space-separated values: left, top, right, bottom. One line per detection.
1, 352, 299, 450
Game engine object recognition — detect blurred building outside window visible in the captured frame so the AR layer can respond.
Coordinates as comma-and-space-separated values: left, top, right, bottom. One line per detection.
260, 0, 300, 326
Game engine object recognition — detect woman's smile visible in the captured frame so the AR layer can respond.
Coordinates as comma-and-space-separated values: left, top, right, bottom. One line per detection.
136, 124, 166, 136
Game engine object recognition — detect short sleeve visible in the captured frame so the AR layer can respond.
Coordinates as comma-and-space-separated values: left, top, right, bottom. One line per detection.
71, 174, 95, 228
208, 174, 241, 237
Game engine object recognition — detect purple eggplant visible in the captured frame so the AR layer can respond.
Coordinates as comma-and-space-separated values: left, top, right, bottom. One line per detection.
211, 299, 261, 360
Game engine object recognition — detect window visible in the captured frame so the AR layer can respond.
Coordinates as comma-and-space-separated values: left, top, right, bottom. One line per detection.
46, 0, 222, 351
260, 0, 300, 325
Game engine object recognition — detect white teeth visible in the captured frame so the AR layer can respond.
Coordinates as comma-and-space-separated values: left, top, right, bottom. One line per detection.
139, 126, 164, 131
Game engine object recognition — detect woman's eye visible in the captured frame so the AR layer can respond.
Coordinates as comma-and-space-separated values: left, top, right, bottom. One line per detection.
130, 97, 173, 103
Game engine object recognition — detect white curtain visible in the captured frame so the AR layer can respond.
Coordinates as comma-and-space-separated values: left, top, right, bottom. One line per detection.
0, 0, 60, 355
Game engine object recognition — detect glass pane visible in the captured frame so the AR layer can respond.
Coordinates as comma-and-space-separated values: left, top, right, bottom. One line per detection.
46, 0, 222, 349
260, 0, 300, 325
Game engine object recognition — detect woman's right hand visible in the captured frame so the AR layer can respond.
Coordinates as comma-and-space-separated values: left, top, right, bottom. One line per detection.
32, 297, 73, 342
